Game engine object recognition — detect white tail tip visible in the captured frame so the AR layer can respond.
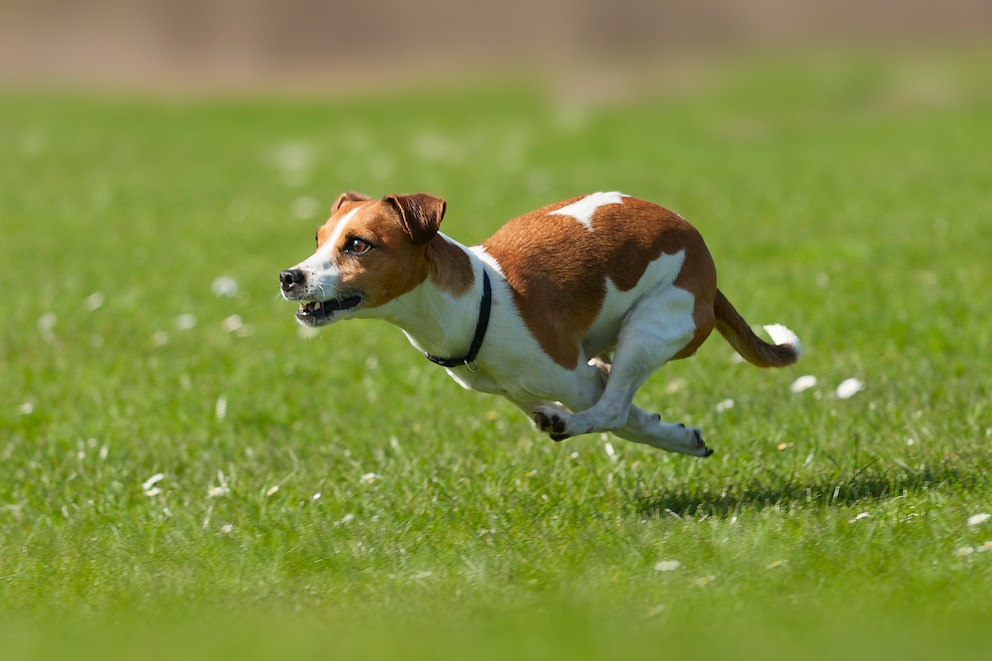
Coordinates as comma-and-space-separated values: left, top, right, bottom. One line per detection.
763, 324, 803, 359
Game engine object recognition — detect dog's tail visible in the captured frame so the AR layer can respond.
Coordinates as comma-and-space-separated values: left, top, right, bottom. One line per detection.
714, 289, 801, 368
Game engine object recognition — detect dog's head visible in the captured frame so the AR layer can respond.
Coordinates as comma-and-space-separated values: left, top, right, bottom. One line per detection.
280, 192, 447, 326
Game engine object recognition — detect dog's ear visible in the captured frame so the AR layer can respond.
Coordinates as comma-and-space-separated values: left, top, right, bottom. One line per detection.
331, 191, 372, 213
383, 193, 447, 245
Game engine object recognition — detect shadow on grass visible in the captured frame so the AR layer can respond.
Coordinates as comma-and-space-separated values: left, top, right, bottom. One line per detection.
634, 452, 991, 518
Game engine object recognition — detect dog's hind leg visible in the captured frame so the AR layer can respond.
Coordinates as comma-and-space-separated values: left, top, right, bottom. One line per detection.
613, 407, 712, 457
532, 286, 709, 455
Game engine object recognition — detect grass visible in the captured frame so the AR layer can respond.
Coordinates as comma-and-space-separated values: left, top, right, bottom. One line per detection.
1, 51, 991, 658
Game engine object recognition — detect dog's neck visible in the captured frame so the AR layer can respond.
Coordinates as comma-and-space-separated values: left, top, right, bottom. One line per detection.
372, 235, 491, 364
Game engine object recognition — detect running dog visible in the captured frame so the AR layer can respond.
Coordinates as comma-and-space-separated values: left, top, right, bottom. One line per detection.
280, 192, 800, 456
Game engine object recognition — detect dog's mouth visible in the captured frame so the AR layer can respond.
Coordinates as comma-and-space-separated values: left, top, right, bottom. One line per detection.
296, 295, 364, 325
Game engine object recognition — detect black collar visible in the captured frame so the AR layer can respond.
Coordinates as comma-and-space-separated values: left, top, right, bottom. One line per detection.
424, 270, 492, 371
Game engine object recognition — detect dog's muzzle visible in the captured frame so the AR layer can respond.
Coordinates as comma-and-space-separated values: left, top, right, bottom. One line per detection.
279, 268, 363, 325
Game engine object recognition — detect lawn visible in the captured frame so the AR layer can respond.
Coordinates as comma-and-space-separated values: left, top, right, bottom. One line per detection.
1, 51, 991, 659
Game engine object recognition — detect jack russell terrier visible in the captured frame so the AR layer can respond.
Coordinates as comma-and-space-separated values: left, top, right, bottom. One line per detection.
280, 191, 800, 457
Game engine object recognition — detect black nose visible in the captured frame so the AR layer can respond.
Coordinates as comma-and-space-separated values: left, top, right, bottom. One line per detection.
280, 269, 305, 291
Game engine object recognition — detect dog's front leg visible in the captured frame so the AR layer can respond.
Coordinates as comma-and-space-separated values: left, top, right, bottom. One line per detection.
513, 400, 574, 442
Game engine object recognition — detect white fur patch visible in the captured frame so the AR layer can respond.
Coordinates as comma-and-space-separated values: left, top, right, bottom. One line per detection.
548, 191, 627, 230
763, 323, 803, 358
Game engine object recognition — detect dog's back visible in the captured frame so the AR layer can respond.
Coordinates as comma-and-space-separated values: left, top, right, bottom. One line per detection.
480, 193, 718, 369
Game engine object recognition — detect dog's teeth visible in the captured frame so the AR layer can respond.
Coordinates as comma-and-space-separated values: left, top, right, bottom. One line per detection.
313, 301, 322, 310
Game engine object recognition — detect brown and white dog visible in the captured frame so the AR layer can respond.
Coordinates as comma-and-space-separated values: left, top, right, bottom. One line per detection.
280, 191, 800, 457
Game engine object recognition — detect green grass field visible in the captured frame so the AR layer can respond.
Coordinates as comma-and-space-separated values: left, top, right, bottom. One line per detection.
2, 52, 991, 659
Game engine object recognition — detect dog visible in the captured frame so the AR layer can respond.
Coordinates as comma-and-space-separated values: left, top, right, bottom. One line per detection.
280, 191, 800, 457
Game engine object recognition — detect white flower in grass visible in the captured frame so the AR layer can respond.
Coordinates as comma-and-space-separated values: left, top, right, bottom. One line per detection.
221, 315, 243, 333
220, 524, 234, 534
955, 546, 975, 557
849, 512, 871, 523
835, 378, 864, 399
967, 513, 990, 526
360, 472, 380, 484
37, 312, 57, 333
142, 473, 165, 491
207, 485, 230, 498
715, 398, 735, 413
214, 396, 228, 420
175, 313, 197, 330
603, 442, 617, 461
790, 375, 817, 393
335, 513, 355, 526
654, 560, 681, 572
642, 604, 667, 619
208, 470, 230, 498
412, 571, 433, 580
19, 402, 34, 415
84, 292, 105, 311
695, 575, 716, 587
211, 275, 239, 298
265, 485, 280, 497
766, 559, 787, 569
151, 331, 169, 347
978, 541, 992, 553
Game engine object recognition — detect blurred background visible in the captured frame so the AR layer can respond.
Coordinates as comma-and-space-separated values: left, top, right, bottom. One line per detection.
1, 0, 990, 92
2, 2, 991, 647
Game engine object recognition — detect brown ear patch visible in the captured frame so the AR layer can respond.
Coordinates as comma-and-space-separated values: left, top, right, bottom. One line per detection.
383, 193, 447, 245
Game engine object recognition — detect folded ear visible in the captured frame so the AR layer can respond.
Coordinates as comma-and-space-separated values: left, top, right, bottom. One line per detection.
331, 191, 372, 213
383, 193, 447, 245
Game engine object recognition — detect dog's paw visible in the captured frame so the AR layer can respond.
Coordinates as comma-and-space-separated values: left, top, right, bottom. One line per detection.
689, 426, 714, 458
533, 408, 570, 441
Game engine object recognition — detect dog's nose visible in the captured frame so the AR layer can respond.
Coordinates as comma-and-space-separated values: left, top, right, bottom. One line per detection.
280, 269, 305, 291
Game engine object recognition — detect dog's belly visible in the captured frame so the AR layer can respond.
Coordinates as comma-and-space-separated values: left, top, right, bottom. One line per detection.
446, 348, 597, 406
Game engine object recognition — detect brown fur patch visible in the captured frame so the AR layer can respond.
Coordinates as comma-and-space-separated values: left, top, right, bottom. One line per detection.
483, 196, 717, 368
672, 231, 717, 359
426, 235, 475, 295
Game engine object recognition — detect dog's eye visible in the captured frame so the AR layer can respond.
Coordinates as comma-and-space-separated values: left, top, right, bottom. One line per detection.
344, 237, 374, 256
